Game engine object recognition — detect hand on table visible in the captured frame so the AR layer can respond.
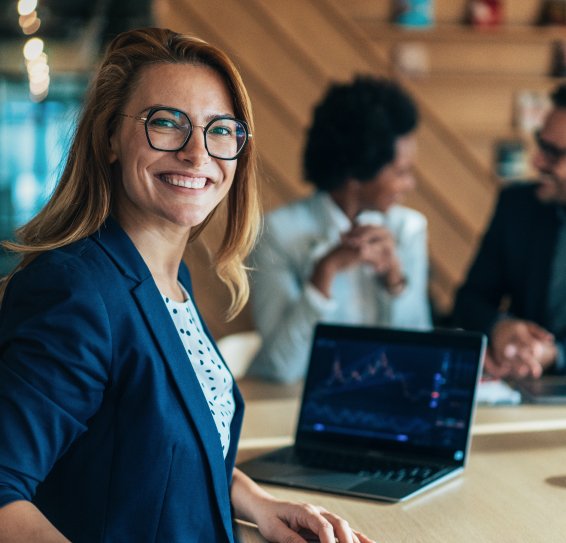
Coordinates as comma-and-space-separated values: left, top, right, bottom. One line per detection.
486, 318, 557, 379
231, 468, 374, 543
311, 224, 404, 298
252, 498, 375, 543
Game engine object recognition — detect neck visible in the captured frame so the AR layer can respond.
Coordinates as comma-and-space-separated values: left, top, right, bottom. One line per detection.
113, 205, 191, 302
328, 183, 360, 223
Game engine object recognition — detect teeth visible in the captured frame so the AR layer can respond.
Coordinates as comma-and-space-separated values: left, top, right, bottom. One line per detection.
161, 176, 206, 189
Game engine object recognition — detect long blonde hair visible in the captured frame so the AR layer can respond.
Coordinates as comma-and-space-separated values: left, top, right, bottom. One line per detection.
1, 28, 260, 318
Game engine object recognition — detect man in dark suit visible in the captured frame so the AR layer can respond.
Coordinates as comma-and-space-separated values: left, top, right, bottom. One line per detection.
453, 84, 566, 379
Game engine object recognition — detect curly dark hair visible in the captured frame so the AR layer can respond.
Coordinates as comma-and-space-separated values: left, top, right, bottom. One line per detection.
304, 77, 418, 192
551, 83, 566, 108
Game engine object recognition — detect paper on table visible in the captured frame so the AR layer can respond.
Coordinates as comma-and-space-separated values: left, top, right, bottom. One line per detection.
476, 377, 521, 405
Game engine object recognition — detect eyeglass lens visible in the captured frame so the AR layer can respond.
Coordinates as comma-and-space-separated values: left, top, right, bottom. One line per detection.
146, 108, 247, 159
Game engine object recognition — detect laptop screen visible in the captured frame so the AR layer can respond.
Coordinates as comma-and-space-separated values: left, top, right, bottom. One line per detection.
296, 325, 485, 463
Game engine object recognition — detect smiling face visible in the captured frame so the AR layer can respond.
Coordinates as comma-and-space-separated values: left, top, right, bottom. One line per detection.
109, 62, 237, 233
358, 134, 417, 213
533, 107, 566, 205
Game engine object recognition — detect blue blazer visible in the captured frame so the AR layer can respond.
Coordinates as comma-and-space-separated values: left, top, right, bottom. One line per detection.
0, 217, 244, 542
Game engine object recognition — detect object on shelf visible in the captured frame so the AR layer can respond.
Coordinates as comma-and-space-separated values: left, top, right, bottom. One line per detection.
551, 40, 566, 76
394, 0, 434, 28
514, 90, 551, 133
391, 42, 430, 77
466, 0, 504, 27
495, 140, 528, 180
539, 0, 566, 25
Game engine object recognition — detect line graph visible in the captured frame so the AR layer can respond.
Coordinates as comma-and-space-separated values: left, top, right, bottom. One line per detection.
311, 348, 440, 404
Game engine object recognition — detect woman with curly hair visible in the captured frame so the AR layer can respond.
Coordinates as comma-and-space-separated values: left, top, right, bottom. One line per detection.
248, 77, 432, 383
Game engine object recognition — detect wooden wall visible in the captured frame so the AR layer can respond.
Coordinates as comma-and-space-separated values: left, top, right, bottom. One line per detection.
154, 0, 518, 339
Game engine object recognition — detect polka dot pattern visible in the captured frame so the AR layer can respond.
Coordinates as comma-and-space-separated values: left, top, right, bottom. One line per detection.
162, 286, 234, 459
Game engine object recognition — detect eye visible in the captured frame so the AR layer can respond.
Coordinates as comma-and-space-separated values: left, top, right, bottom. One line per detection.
149, 117, 179, 129
208, 124, 233, 137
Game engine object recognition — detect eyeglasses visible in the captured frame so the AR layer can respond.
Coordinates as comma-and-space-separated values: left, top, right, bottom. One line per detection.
119, 107, 252, 160
535, 130, 566, 165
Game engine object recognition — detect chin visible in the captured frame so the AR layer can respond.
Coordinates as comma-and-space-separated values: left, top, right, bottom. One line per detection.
535, 184, 558, 203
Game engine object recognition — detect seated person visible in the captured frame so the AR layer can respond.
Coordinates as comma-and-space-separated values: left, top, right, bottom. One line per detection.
247, 77, 432, 383
0, 28, 372, 543
453, 84, 566, 380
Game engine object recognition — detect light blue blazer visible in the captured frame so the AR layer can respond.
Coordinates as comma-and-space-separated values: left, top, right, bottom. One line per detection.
0, 217, 244, 542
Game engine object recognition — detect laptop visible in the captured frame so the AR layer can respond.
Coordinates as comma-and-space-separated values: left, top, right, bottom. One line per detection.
238, 324, 486, 502
509, 376, 566, 405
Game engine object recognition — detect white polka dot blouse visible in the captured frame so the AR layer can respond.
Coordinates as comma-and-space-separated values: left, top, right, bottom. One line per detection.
161, 286, 235, 459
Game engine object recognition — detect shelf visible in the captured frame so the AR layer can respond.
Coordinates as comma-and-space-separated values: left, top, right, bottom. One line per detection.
360, 22, 566, 44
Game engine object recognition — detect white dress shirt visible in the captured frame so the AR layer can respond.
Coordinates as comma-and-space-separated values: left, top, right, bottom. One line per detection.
161, 286, 234, 458
247, 192, 432, 383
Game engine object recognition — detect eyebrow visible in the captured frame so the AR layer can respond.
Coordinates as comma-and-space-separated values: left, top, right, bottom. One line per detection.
139, 105, 236, 121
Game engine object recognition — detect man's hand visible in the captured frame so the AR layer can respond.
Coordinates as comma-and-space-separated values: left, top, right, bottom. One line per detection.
310, 225, 403, 298
486, 318, 557, 379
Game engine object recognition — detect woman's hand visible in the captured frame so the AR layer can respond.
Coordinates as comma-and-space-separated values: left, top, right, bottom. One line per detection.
310, 224, 404, 298
231, 468, 375, 543
252, 498, 375, 543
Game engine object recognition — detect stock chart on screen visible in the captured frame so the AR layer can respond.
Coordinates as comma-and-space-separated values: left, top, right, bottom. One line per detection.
298, 337, 478, 452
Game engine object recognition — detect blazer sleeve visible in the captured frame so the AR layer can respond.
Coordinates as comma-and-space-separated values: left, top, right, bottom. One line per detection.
453, 192, 509, 335
0, 259, 112, 508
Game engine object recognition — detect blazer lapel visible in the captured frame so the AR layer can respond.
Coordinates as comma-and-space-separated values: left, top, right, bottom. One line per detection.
92, 218, 235, 542
177, 264, 245, 485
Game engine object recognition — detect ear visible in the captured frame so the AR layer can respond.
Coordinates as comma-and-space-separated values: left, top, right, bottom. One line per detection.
108, 132, 118, 164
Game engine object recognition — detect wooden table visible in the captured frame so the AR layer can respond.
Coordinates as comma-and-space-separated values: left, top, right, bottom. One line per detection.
235, 379, 566, 542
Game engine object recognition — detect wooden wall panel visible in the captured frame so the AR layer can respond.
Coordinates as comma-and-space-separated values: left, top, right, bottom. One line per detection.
157, 0, 499, 338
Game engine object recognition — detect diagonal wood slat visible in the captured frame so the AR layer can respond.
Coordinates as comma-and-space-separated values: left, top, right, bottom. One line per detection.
156, 0, 499, 336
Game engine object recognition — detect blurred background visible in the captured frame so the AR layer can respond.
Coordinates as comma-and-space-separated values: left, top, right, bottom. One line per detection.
0, 0, 564, 338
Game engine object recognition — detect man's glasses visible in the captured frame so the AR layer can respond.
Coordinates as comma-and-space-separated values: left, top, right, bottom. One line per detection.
119, 107, 252, 160
535, 130, 566, 165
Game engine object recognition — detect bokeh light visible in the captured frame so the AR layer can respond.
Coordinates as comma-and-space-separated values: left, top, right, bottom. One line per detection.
17, 0, 38, 16
30, 75, 50, 95
23, 37, 44, 60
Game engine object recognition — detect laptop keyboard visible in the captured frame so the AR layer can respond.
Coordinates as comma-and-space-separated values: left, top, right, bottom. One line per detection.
266, 447, 450, 485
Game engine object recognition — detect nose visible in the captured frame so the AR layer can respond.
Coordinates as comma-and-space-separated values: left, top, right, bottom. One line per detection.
402, 172, 416, 192
532, 148, 551, 173
176, 125, 210, 167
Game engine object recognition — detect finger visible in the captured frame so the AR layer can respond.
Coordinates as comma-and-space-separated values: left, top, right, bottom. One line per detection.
484, 350, 512, 378
261, 519, 310, 543
525, 321, 554, 342
510, 355, 543, 379
345, 225, 391, 245
320, 512, 354, 543
290, 508, 336, 543
353, 529, 376, 543
503, 343, 518, 358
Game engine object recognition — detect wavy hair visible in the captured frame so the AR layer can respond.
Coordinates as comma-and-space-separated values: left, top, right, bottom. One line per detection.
1, 28, 260, 318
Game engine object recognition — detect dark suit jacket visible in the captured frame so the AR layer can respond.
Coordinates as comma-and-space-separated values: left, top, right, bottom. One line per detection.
453, 183, 564, 345
0, 217, 244, 543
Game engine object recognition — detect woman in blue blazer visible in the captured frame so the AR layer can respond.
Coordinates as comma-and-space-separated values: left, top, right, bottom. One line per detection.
0, 28, 372, 543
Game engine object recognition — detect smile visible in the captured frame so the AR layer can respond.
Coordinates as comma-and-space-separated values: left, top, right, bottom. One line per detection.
159, 174, 208, 189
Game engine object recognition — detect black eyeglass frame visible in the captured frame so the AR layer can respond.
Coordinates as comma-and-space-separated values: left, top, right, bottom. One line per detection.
535, 129, 566, 165
119, 107, 252, 160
